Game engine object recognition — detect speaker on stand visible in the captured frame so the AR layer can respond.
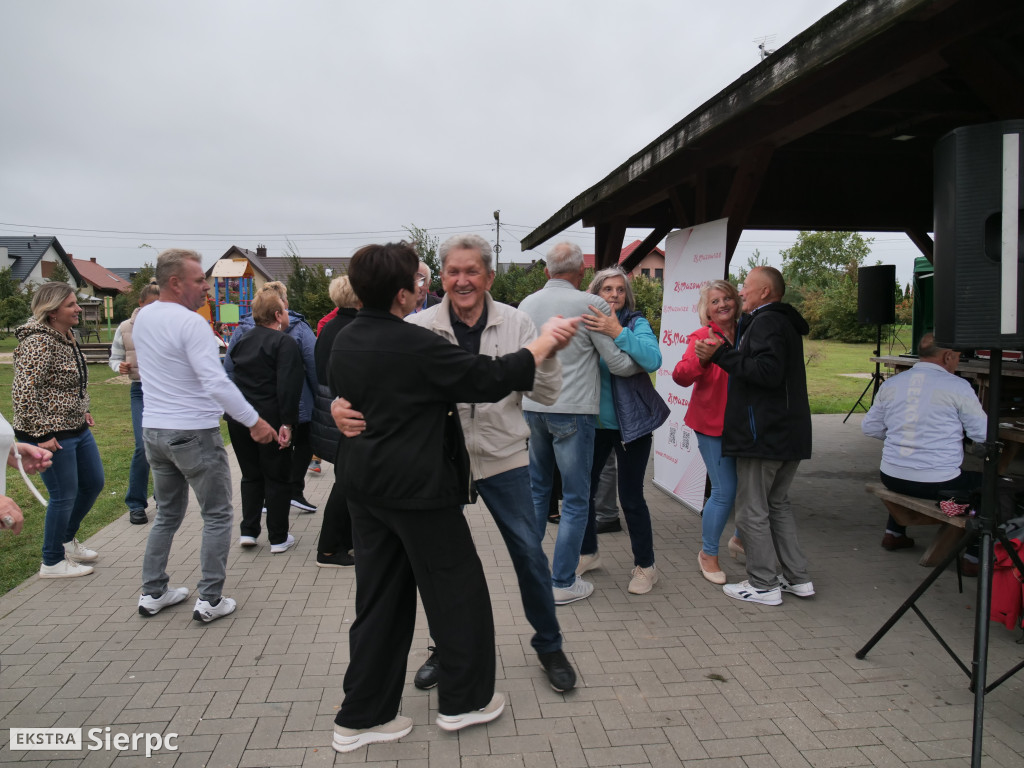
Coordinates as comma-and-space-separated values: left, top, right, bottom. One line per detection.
843, 264, 896, 423
856, 120, 1024, 768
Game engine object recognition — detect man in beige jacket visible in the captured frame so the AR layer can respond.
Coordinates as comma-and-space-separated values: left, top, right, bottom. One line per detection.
405, 233, 577, 693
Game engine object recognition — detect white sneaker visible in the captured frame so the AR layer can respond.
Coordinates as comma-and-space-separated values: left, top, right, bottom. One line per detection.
628, 564, 658, 595
553, 576, 594, 605
270, 534, 296, 554
39, 559, 94, 579
436, 693, 505, 732
63, 538, 98, 563
332, 716, 413, 753
576, 552, 602, 576
193, 596, 237, 623
779, 575, 815, 597
723, 580, 783, 606
238, 535, 257, 547
138, 587, 190, 617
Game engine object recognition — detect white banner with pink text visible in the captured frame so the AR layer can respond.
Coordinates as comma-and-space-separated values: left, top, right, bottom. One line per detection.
652, 218, 729, 512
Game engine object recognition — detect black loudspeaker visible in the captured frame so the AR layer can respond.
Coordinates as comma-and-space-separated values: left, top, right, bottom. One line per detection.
934, 120, 1024, 349
857, 265, 896, 325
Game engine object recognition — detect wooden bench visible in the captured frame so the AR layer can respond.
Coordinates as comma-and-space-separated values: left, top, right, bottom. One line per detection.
79, 342, 112, 365
865, 482, 967, 567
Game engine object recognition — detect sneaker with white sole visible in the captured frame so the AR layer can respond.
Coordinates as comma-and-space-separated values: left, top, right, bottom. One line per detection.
138, 587, 190, 617
436, 692, 505, 732
723, 580, 783, 606
239, 535, 257, 547
290, 497, 317, 513
779, 575, 815, 597
628, 564, 658, 595
552, 576, 594, 605
576, 552, 602, 576
64, 538, 98, 563
332, 715, 412, 753
39, 559, 94, 579
193, 596, 237, 623
270, 534, 296, 553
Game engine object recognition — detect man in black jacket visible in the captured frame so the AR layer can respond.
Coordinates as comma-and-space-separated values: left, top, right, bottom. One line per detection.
697, 266, 814, 606
326, 242, 575, 753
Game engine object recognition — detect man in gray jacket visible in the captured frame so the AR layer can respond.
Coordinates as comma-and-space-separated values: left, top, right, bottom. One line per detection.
519, 242, 641, 605
405, 233, 578, 692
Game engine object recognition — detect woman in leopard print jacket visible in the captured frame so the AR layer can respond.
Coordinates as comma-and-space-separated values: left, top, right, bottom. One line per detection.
12, 282, 105, 579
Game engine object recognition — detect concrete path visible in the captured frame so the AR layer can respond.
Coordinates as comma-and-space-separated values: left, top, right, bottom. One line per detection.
1, 415, 1022, 766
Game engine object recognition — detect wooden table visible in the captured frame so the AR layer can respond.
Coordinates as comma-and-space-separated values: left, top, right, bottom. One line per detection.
871, 355, 1024, 413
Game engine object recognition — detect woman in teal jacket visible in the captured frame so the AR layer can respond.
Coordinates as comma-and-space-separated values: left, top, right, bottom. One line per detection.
578, 267, 665, 596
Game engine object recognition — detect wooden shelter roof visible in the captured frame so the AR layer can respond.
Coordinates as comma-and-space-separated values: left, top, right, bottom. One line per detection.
521, 0, 1024, 271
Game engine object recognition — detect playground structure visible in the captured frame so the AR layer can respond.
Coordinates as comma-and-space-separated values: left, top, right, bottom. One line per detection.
203, 257, 263, 337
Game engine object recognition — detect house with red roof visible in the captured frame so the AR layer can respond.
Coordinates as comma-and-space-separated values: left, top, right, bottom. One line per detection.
69, 257, 132, 298
583, 240, 665, 280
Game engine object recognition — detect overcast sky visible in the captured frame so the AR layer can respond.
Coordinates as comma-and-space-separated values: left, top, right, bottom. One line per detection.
0, 0, 923, 285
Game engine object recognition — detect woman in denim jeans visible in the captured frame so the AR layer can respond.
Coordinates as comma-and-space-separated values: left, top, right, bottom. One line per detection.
672, 280, 744, 585
109, 282, 161, 525
579, 267, 664, 596
12, 282, 105, 578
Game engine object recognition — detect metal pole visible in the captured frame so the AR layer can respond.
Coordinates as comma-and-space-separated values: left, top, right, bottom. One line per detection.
493, 210, 502, 272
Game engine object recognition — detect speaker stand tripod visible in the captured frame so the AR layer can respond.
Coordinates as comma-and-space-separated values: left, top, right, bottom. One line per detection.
844, 323, 885, 423
855, 353, 1024, 768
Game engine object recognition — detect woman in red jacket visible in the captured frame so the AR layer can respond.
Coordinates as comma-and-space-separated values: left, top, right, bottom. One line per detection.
672, 280, 743, 584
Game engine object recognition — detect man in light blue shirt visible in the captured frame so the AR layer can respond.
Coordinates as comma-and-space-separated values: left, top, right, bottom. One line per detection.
862, 333, 987, 554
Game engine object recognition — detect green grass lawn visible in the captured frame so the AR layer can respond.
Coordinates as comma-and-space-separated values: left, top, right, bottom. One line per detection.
0, 329, 909, 595
0, 363, 141, 594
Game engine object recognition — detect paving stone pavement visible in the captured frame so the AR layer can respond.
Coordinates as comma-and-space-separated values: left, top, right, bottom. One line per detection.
1, 414, 1022, 767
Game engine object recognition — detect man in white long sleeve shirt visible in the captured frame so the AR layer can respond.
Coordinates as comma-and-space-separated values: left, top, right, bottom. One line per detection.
133, 249, 276, 623
862, 333, 987, 555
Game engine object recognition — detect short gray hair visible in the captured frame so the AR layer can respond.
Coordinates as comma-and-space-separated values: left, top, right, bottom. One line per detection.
439, 234, 493, 272
155, 249, 202, 287
588, 266, 635, 311
545, 242, 583, 276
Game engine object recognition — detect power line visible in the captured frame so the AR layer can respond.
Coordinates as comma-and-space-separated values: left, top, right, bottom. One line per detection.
0, 221, 492, 239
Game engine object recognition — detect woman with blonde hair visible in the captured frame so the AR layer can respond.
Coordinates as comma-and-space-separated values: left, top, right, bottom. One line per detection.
225, 281, 319, 512
12, 281, 104, 578
310, 274, 361, 567
226, 290, 304, 552
672, 279, 744, 584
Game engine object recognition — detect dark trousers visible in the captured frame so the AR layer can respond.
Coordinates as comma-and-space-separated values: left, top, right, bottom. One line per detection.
316, 478, 353, 554
289, 422, 313, 500
227, 421, 291, 545
881, 470, 984, 534
581, 430, 655, 568
336, 501, 495, 728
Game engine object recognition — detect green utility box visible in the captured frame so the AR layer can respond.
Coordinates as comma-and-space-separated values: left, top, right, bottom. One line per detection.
911, 256, 934, 355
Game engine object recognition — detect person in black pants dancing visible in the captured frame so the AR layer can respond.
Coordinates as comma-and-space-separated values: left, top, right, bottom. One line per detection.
326, 242, 576, 753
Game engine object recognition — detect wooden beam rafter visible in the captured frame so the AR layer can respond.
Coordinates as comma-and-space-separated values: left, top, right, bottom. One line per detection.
620, 225, 673, 274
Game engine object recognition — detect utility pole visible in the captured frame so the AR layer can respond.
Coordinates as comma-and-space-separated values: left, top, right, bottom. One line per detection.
493, 210, 501, 272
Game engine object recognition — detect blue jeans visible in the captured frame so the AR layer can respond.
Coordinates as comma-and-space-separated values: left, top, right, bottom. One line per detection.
476, 467, 562, 654
581, 430, 655, 568
38, 428, 105, 566
142, 428, 234, 601
125, 382, 151, 512
696, 432, 737, 556
525, 411, 595, 588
